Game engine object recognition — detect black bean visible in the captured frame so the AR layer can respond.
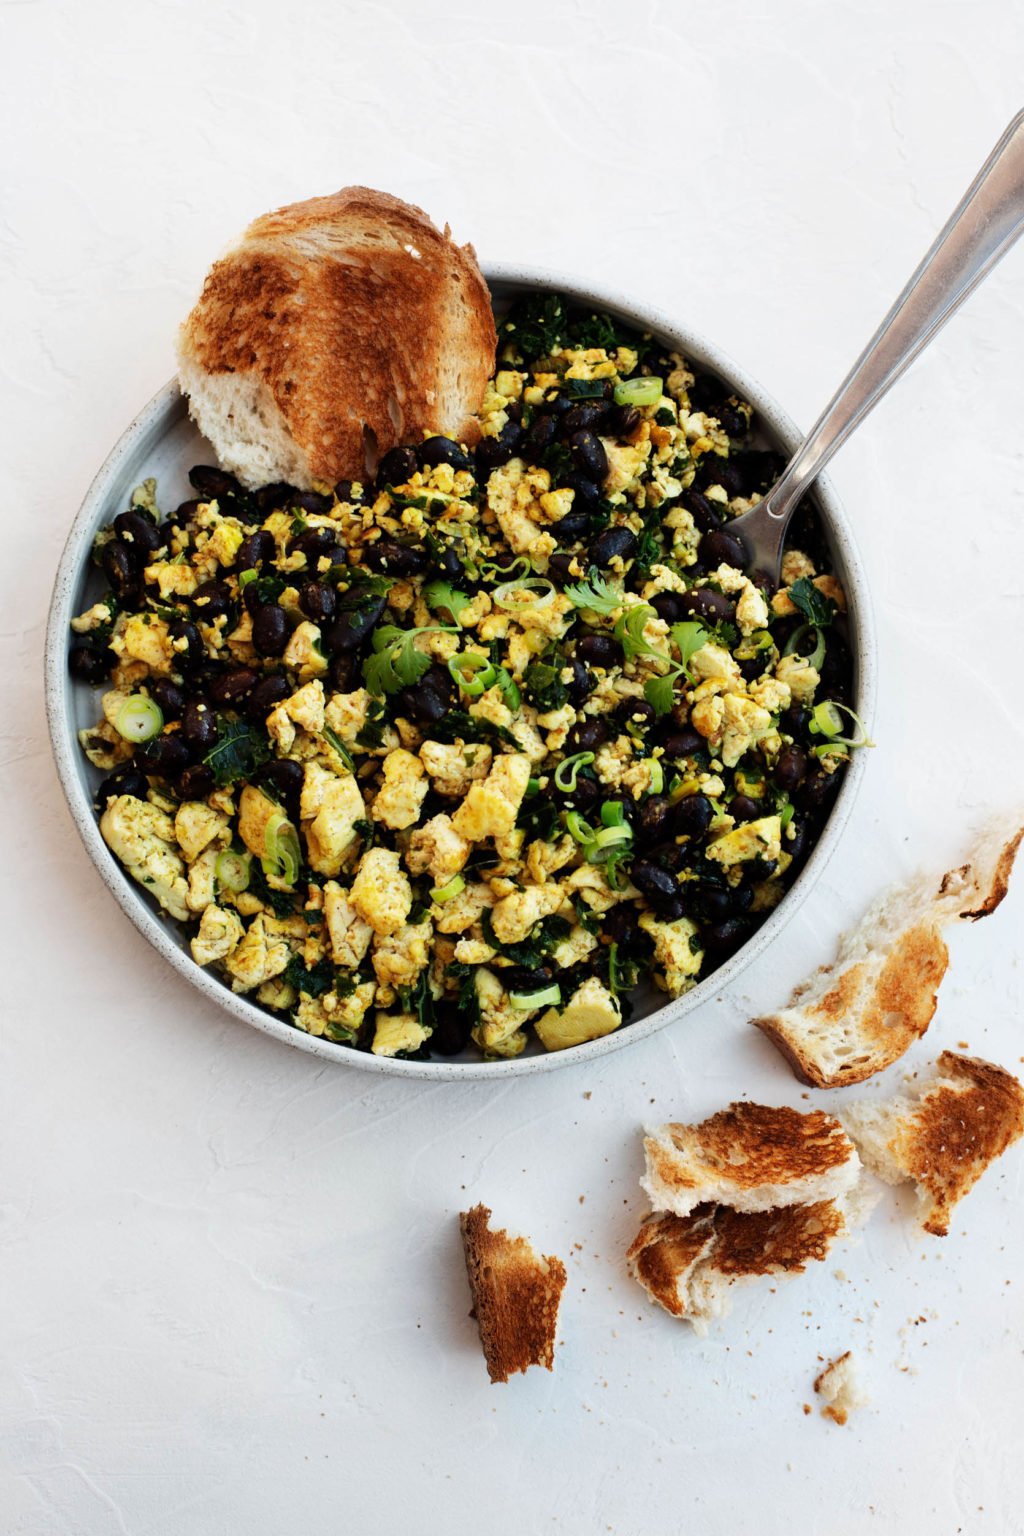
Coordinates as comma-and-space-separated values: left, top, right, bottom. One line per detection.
299, 582, 337, 624
696, 458, 747, 498
209, 667, 259, 704
328, 652, 359, 692
589, 525, 637, 569
786, 820, 808, 864
694, 887, 732, 925
325, 596, 387, 652
548, 552, 581, 585
189, 465, 240, 499
290, 489, 334, 515
605, 403, 641, 438
236, 530, 275, 571
173, 498, 204, 523
773, 745, 808, 792
699, 527, 747, 569
717, 404, 747, 438
700, 918, 752, 957
550, 511, 589, 542
569, 430, 608, 483
576, 633, 623, 668
430, 545, 463, 580
680, 487, 724, 534
795, 768, 842, 814
565, 659, 594, 706
637, 796, 671, 846
400, 664, 453, 725
102, 540, 142, 602
253, 482, 299, 512
255, 757, 305, 803
549, 393, 574, 416
252, 604, 289, 657
737, 654, 768, 684
780, 703, 811, 740
524, 414, 558, 459
418, 435, 471, 471
737, 450, 784, 493
182, 700, 218, 752
475, 437, 513, 478
150, 679, 186, 720
653, 895, 688, 922
729, 794, 761, 823
505, 400, 524, 425
650, 591, 685, 624
363, 539, 429, 577
177, 762, 215, 799
562, 403, 609, 435
562, 471, 600, 507
96, 765, 148, 804
676, 586, 736, 624
168, 618, 204, 671
565, 718, 608, 754
113, 509, 164, 555
377, 446, 419, 485
500, 965, 554, 993
602, 904, 643, 951
660, 727, 704, 759
672, 793, 713, 838
687, 374, 725, 413
562, 776, 599, 814
631, 860, 681, 902
429, 1002, 472, 1057
134, 732, 190, 777
290, 526, 336, 562
190, 580, 233, 622
68, 644, 112, 684
245, 674, 290, 721
616, 698, 656, 732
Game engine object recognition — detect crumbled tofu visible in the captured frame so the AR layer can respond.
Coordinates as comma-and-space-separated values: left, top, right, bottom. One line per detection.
372, 1012, 430, 1057
224, 912, 304, 992
114, 614, 175, 674
350, 848, 412, 936
322, 881, 373, 967
471, 968, 527, 1058
324, 688, 372, 744
535, 977, 621, 1052
486, 458, 557, 560
419, 739, 493, 798
452, 753, 532, 842
775, 652, 820, 704
404, 814, 470, 883
706, 814, 782, 867
99, 795, 190, 921
433, 881, 494, 934
174, 801, 231, 864
371, 748, 428, 830
639, 912, 704, 997
489, 882, 568, 945
237, 784, 280, 861
551, 924, 598, 968
282, 620, 328, 678
372, 919, 432, 995
190, 903, 244, 966
302, 767, 366, 875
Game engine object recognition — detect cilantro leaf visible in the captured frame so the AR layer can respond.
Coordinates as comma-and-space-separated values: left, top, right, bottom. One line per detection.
563, 574, 622, 615
423, 580, 472, 626
670, 621, 710, 676
787, 576, 835, 628
203, 716, 271, 787
362, 624, 457, 696
613, 604, 667, 662
643, 674, 677, 716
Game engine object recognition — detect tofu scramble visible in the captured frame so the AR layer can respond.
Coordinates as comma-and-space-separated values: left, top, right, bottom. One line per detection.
69, 294, 866, 1061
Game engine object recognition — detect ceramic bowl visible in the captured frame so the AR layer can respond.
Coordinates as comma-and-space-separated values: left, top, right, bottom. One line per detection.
45, 265, 876, 1078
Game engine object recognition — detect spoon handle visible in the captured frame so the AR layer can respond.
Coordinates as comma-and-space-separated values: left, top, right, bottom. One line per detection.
761, 109, 1024, 527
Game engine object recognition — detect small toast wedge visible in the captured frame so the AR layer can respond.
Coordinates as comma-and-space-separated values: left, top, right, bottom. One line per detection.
459, 1205, 567, 1383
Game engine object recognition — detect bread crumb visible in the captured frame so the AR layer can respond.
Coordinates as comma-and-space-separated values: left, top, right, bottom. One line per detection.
814, 1351, 867, 1425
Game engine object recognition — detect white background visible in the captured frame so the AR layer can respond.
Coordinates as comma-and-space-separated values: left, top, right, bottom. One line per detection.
4, 2, 1024, 1532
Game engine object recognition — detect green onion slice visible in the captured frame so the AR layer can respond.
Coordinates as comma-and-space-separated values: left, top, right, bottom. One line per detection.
238, 569, 258, 588
779, 801, 795, 831
783, 623, 826, 670
554, 752, 595, 791
603, 851, 631, 891
565, 810, 596, 846
448, 653, 496, 697
115, 694, 164, 743
479, 556, 530, 583
809, 700, 874, 752
614, 376, 663, 408
809, 701, 844, 738
600, 800, 626, 828
215, 849, 250, 893
261, 812, 301, 886
647, 758, 665, 795
509, 983, 561, 1011
589, 825, 633, 861
493, 577, 556, 613
430, 874, 465, 904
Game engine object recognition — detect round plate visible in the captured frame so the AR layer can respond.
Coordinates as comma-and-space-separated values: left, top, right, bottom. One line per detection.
45, 264, 876, 1078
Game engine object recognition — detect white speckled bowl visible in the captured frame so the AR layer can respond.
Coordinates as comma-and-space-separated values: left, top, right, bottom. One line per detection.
45, 266, 876, 1078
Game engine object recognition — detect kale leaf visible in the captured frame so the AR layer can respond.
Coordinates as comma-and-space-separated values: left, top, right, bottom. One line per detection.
203, 716, 271, 787
787, 576, 835, 628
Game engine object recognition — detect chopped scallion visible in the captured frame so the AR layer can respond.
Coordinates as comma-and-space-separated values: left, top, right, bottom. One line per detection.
509, 983, 561, 1010
614, 376, 663, 408
115, 694, 164, 743
215, 849, 250, 893
430, 874, 465, 904
261, 812, 301, 886
448, 653, 496, 697
554, 751, 595, 791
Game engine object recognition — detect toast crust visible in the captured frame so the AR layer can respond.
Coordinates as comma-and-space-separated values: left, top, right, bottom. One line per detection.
179, 187, 496, 486
459, 1204, 567, 1383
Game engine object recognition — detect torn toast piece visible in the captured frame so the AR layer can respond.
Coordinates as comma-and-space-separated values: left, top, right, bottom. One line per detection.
752, 822, 1023, 1088
840, 1052, 1024, 1236
627, 1198, 856, 1334
814, 1351, 867, 1425
642, 1103, 861, 1219
459, 1204, 567, 1383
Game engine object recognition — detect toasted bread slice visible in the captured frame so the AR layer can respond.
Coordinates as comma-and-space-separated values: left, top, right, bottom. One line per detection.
627, 1198, 854, 1333
841, 1052, 1024, 1236
177, 187, 496, 489
459, 1205, 567, 1383
752, 822, 1023, 1088
814, 1351, 866, 1425
641, 1103, 860, 1218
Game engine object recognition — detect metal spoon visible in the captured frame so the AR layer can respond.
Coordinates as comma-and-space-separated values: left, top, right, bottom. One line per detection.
732, 110, 1024, 581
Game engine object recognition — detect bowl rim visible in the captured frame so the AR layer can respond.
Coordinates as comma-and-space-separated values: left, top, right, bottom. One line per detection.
44, 261, 876, 1080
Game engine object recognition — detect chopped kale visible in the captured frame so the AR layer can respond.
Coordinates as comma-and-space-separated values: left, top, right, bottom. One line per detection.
523, 659, 568, 713
481, 911, 571, 968
203, 716, 271, 787
430, 710, 519, 749
284, 956, 335, 998
500, 293, 567, 359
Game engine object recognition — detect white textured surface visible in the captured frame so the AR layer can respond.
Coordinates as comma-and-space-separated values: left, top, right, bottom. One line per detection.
4, 2, 1024, 1531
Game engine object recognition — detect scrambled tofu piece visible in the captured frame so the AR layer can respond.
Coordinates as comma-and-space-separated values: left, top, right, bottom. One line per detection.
419, 739, 492, 798
525, 834, 577, 885
471, 968, 527, 1058
295, 981, 375, 1042
715, 692, 773, 767
280, 620, 328, 678
775, 652, 820, 704
747, 676, 791, 715
71, 599, 115, 635
372, 918, 432, 996
603, 440, 647, 496
146, 561, 198, 601
224, 912, 304, 992
237, 784, 280, 861
563, 863, 633, 914
186, 847, 219, 913
371, 749, 428, 831
551, 924, 598, 968
489, 882, 568, 946
713, 564, 770, 636
688, 642, 742, 686
190, 903, 244, 966
433, 881, 494, 934
780, 548, 816, 585
99, 794, 190, 921
324, 687, 372, 744
372, 1012, 431, 1057
452, 753, 532, 842
486, 458, 557, 560
302, 766, 366, 876
174, 801, 231, 864
535, 977, 621, 1052
452, 936, 497, 965
322, 881, 373, 967
114, 614, 175, 675
350, 847, 412, 936
266, 679, 326, 750
639, 912, 704, 996
706, 814, 782, 867
404, 814, 470, 884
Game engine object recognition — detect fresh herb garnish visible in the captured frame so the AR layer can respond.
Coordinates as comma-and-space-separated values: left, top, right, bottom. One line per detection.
563, 574, 622, 615
423, 580, 472, 626
362, 624, 458, 697
787, 576, 836, 628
